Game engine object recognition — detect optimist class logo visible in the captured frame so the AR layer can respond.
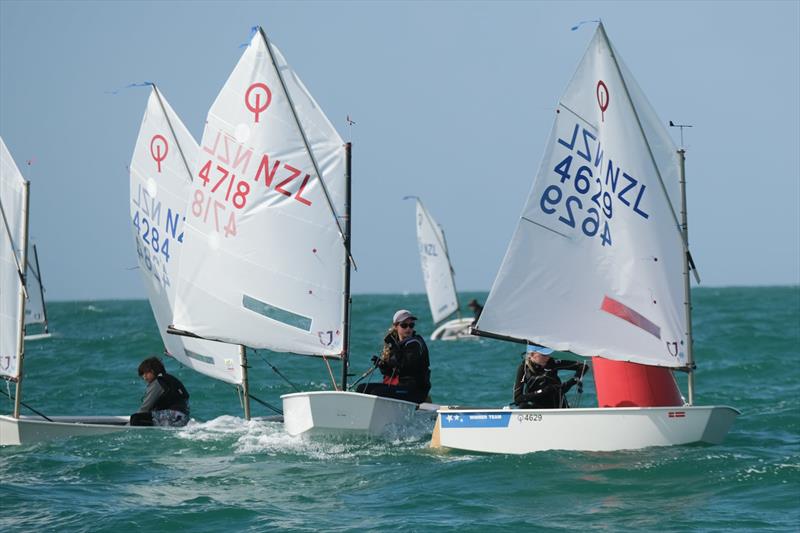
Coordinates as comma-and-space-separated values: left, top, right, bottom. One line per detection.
596, 80, 610, 122
245, 82, 272, 123
150, 135, 168, 173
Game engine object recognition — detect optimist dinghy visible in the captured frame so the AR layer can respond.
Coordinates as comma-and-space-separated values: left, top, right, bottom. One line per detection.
0, 137, 140, 445
167, 27, 432, 438
431, 23, 738, 454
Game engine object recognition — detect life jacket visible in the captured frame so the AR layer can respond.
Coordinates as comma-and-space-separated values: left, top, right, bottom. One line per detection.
381, 335, 430, 391
153, 373, 190, 414
521, 362, 566, 408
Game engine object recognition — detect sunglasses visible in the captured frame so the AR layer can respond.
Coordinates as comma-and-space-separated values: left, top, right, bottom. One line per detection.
398, 322, 415, 329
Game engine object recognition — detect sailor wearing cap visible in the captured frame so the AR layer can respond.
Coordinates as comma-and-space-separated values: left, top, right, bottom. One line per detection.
512, 344, 589, 409
356, 309, 431, 404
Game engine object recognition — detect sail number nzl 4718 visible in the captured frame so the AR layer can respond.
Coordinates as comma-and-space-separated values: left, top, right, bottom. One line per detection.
192, 126, 317, 238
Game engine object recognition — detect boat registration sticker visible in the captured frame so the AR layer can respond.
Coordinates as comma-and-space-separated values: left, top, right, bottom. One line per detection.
441, 412, 511, 428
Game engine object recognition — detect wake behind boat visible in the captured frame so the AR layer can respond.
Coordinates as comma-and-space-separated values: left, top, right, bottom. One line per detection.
431, 23, 738, 454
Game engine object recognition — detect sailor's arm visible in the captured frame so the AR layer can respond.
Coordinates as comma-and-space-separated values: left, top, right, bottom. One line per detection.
137, 379, 165, 413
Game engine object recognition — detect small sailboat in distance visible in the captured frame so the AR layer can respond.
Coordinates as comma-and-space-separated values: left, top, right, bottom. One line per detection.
431, 23, 738, 454
23, 242, 52, 341
405, 196, 474, 340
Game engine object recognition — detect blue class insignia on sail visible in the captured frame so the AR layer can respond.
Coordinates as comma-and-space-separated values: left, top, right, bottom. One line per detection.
441, 412, 511, 428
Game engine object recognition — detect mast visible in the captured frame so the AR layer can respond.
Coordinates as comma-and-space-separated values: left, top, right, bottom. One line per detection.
340, 142, 352, 389
678, 149, 695, 404
13, 181, 30, 418
240, 345, 251, 419
32, 244, 49, 333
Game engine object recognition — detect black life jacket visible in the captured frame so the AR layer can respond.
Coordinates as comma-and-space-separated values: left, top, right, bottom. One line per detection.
397, 335, 431, 392
522, 363, 566, 408
154, 373, 190, 414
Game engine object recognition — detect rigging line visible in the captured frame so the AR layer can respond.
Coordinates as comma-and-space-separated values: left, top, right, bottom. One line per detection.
246, 391, 283, 415
573, 361, 588, 408
257, 352, 300, 392
0, 387, 53, 421
321, 354, 339, 391
258, 27, 352, 264
598, 24, 690, 254
348, 363, 378, 391
151, 84, 195, 184
0, 198, 29, 299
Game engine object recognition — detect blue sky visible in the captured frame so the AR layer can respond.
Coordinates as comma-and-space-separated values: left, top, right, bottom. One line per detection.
1, 0, 798, 301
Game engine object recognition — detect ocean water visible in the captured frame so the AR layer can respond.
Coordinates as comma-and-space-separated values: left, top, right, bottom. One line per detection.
1, 287, 798, 532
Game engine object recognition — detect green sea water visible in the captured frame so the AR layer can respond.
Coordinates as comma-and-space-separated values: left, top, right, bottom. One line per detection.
1, 287, 798, 532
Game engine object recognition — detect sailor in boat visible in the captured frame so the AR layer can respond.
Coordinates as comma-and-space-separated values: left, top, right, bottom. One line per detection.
130, 357, 190, 427
513, 345, 589, 409
356, 309, 432, 404
467, 299, 483, 325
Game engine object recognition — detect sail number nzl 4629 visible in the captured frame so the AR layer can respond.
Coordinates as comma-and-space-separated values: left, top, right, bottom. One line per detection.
536, 120, 652, 248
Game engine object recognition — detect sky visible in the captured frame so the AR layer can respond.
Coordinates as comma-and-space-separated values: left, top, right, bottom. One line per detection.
0, 0, 798, 301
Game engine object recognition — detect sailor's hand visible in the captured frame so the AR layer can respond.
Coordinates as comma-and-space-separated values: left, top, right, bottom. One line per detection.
370, 356, 381, 367
384, 334, 398, 347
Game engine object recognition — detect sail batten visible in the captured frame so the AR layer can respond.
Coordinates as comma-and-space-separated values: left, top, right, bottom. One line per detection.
129, 86, 243, 385
172, 29, 347, 357
476, 23, 688, 368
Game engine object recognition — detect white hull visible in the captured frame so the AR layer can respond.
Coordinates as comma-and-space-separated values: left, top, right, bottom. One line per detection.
430, 405, 740, 454
0, 414, 144, 446
24, 332, 52, 341
430, 317, 475, 341
281, 391, 438, 438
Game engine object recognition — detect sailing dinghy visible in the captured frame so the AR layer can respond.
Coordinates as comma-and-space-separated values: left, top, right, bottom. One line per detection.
0, 137, 138, 446
23, 242, 52, 341
431, 23, 738, 454
406, 197, 474, 341
169, 28, 435, 438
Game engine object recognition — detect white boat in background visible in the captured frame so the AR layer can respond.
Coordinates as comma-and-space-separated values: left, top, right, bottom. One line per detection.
1, 137, 138, 446
129, 84, 247, 416
431, 23, 738, 454
405, 196, 475, 341
169, 27, 428, 438
23, 242, 52, 341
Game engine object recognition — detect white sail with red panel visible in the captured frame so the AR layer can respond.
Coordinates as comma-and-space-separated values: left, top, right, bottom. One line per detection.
476, 24, 688, 368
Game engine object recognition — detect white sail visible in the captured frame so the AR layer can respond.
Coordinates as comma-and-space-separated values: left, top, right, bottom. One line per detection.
477, 24, 687, 368
414, 199, 459, 324
130, 86, 242, 384
23, 243, 46, 328
0, 137, 28, 380
172, 29, 347, 356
